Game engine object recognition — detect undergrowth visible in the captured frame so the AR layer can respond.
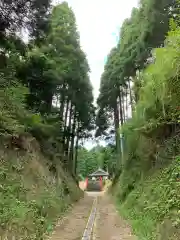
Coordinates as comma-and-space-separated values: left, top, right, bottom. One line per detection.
111, 19, 180, 240
0, 76, 83, 239
0, 147, 82, 239
116, 157, 180, 240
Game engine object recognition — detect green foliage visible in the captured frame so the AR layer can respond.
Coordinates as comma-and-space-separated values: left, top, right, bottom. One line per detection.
113, 23, 180, 202
0, 149, 82, 239
77, 145, 116, 177
0, 84, 29, 134
96, 0, 178, 150
0, 0, 95, 168
108, 6, 180, 240
77, 147, 100, 177
116, 157, 180, 240
0, 1, 93, 238
0, 0, 51, 42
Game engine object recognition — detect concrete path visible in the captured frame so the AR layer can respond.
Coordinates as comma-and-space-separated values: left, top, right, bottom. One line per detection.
47, 191, 136, 240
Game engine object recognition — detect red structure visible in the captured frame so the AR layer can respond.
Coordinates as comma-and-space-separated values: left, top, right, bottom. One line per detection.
99, 176, 103, 190
85, 177, 88, 188
86, 168, 109, 191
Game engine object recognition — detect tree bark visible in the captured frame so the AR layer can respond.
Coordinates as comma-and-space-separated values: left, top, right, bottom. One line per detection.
128, 78, 133, 112
126, 87, 128, 120
59, 85, 65, 124
121, 90, 125, 122
59, 83, 66, 163
65, 101, 72, 157
74, 122, 80, 176
119, 87, 124, 126
62, 99, 69, 152
69, 108, 76, 172
45, 91, 53, 113
114, 100, 121, 171
114, 100, 120, 155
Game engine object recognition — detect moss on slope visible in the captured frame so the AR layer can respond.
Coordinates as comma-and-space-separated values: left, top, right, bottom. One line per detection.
0, 142, 83, 239
114, 157, 180, 240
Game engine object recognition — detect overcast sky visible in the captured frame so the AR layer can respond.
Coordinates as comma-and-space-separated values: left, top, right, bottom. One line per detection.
53, 0, 139, 149
54, 0, 139, 100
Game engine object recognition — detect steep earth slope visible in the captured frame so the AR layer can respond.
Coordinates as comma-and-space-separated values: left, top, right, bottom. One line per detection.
0, 135, 82, 239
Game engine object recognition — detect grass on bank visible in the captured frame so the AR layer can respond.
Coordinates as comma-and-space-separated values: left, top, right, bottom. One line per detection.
0, 146, 83, 240
114, 157, 180, 240
0, 84, 83, 239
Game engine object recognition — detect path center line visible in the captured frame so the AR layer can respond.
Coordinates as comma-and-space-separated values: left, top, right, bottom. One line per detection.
81, 196, 98, 240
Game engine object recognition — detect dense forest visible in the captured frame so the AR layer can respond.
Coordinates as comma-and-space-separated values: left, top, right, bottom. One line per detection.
0, 0, 95, 177
95, 0, 180, 239
0, 1, 95, 238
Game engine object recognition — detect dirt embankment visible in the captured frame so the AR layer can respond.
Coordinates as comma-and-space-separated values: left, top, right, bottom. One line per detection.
0, 136, 82, 240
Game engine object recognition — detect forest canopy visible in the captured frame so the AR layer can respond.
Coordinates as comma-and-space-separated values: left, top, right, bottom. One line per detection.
0, 1, 95, 178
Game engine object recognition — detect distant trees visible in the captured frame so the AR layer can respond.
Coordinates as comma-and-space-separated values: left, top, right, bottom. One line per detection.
77, 145, 117, 178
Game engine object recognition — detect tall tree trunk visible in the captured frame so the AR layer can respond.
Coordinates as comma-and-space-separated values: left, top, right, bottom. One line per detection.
46, 91, 53, 113
55, 94, 59, 108
119, 87, 124, 126
121, 90, 125, 122
59, 84, 66, 163
114, 100, 121, 172
126, 87, 128, 120
69, 108, 76, 173
128, 78, 133, 112
64, 99, 69, 125
65, 101, 72, 157
62, 99, 69, 152
114, 100, 120, 156
59, 89, 65, 123
74, 122, 80, 176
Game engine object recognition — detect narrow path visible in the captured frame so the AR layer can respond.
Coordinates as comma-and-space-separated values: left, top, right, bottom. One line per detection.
94, 194, 137, 240
47, 191, 136, 240
48, 195, 93, 240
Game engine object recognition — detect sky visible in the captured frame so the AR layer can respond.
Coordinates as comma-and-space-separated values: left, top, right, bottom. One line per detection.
53, 0, 139, 149
54, 0, 139, 100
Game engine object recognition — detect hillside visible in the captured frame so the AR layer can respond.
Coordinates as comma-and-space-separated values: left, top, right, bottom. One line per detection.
0, 136, 82, 239
0, 1, 94, 239
112, 148, 180, 239
95, 1, 180, 239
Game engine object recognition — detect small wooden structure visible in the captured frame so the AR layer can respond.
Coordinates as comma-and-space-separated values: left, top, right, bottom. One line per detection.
88, 167, 109, 180
85, 168, 109, 191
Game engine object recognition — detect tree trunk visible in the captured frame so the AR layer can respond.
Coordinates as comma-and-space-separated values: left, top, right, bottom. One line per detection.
114, 100, 120, 156
46, 91, 53, 113
126, 87, 128, 120
119, 87, 124, 126
59, 89, 65, 124
114, 100, 121, 171
121, 90, 125, 122
69, 108, 76, 173
59, 84, 66, 163
62, 99, 69, 152
64, 99, 69, 126
65, 101, 72, 157
128, 78, 133, 112
74, 122, 80, 176
55, 94, 59, 108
